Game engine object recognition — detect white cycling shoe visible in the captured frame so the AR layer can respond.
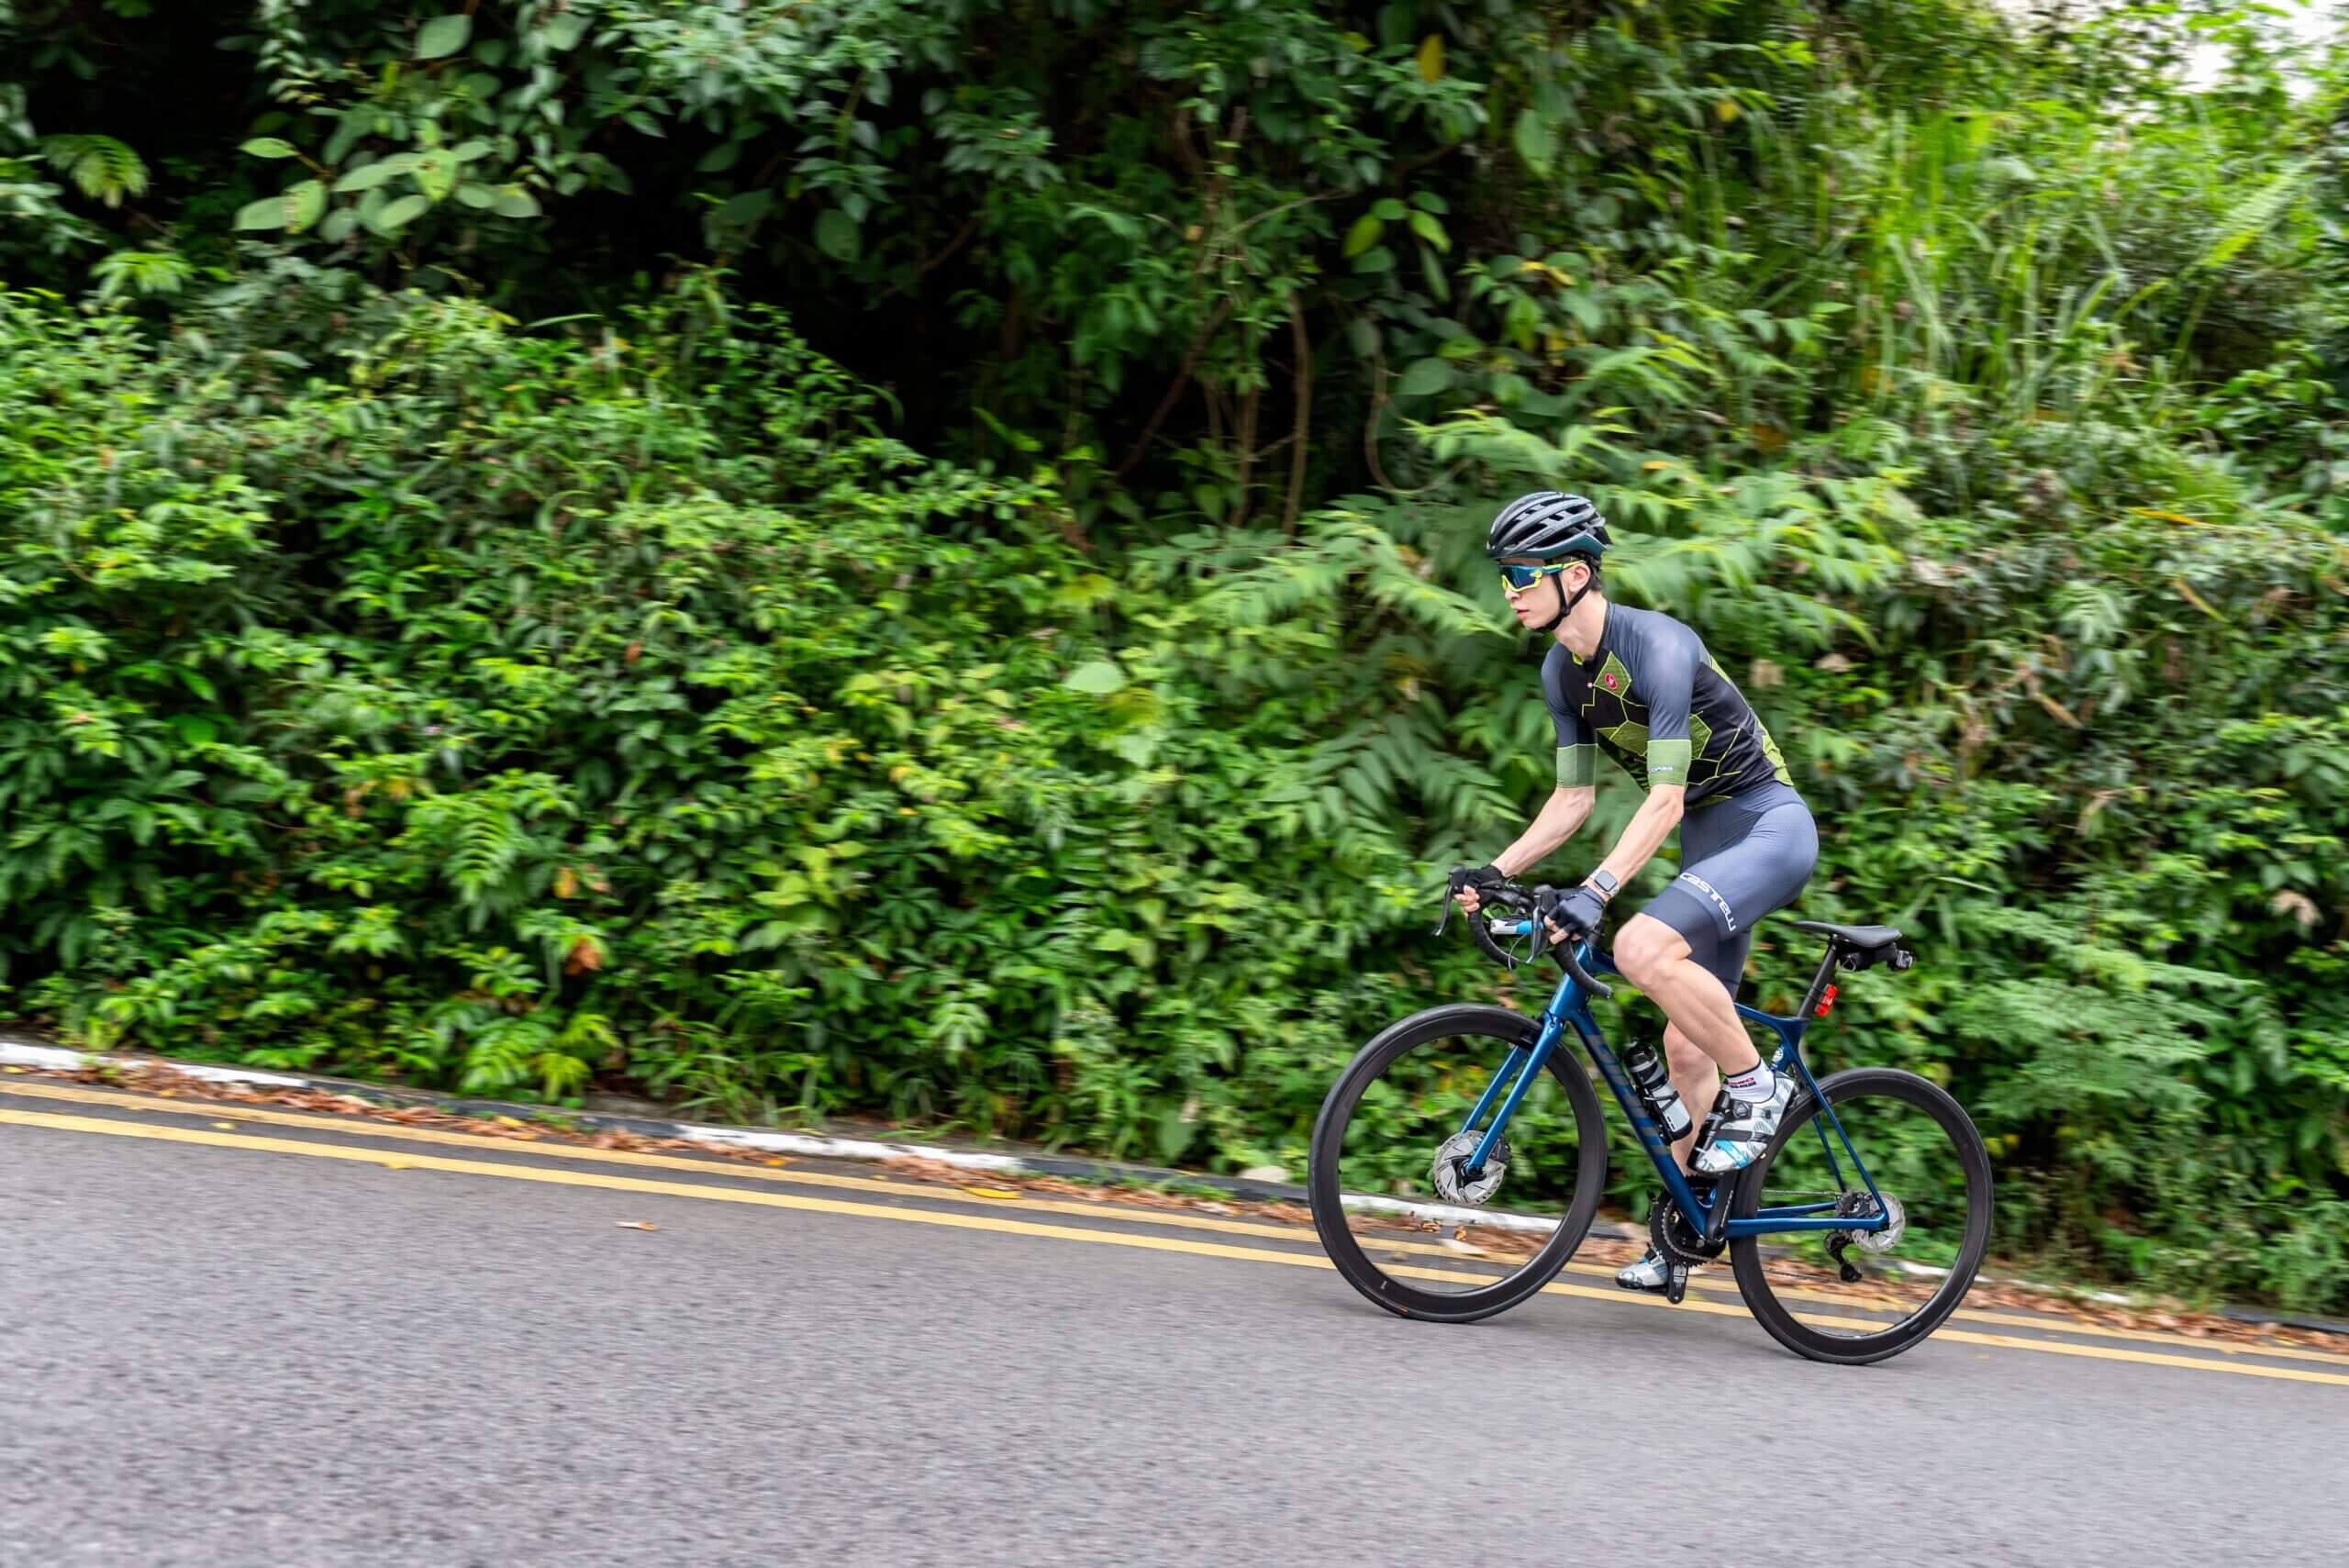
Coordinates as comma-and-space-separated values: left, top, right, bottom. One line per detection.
1616, 1249, 1672, 1292
1692, 1072, 1795, 1175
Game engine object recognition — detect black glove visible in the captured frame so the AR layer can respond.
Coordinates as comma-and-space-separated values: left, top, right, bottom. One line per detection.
1456, 862, 1508, 893
1538, 883, 1608, 940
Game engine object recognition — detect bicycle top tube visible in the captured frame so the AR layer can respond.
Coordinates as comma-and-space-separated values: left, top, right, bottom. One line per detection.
1486, 918, 1809, 1042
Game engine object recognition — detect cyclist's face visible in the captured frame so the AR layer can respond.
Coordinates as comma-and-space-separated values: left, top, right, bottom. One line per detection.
1497, 556, 1586, 627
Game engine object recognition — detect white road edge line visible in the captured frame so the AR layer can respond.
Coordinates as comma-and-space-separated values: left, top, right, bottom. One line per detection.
0, 1037, 2126, 1299
0, 1039, 1552, 1231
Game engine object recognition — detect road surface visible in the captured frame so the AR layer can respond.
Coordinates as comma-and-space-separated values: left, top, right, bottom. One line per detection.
4, 1075, 2344, 1567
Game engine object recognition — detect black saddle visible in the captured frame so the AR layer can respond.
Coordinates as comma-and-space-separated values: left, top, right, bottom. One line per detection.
1789, 918, 1914, 973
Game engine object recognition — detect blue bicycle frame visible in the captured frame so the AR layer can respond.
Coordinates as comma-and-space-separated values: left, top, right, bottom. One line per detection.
1459, 930, 1889, 1242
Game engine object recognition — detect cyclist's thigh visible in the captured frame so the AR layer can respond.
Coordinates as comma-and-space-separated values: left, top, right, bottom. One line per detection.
1642, 788, 1818, 993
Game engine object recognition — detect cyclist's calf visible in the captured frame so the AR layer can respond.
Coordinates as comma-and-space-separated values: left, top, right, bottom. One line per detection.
1662, 1024, 1713, 1082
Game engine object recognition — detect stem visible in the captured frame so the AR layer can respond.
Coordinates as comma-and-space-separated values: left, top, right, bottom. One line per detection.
1283, 291, 1312, 535
1231, 384, 1259, 529
1113, 296, 1233, 481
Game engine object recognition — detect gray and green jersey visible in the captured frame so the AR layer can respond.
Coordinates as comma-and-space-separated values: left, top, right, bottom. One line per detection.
1541, 605, 1794, 804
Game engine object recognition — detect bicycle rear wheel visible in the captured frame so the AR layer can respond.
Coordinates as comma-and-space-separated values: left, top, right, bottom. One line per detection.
1308, 1004, 1608, 1323
1730, 1066, 1993, 1364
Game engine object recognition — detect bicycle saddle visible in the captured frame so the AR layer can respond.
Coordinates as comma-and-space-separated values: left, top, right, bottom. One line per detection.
1788, 919, 1903, 951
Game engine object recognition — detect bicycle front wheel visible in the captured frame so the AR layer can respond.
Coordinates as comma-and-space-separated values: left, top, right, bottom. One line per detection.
1730, 1066, 1993, 1365
1308, 1003, 1608, 1324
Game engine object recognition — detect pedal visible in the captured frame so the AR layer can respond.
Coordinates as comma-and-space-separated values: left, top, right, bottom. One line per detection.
1665, 1263, 1690, 1306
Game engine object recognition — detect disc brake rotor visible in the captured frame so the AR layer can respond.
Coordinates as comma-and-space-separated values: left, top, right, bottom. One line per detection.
1855, 1191, 1908, 1253
1831, 1188, 1909, 1254
1430, 1130, 1509, 1206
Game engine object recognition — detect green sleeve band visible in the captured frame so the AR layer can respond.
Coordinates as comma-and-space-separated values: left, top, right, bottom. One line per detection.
1556, 745, 1597, 788
1647, 738, 1693, 786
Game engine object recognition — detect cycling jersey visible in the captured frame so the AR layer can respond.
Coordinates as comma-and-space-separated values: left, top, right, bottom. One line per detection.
1541, 606, 1793, 806
1540, 604, 1810, 993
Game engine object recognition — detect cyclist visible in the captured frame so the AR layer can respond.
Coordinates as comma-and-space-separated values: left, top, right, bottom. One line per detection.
1452, 491, 1819, 1293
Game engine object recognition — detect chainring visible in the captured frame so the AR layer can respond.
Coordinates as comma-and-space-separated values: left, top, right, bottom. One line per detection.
1650, 1188, 1725, 1265
1430, 1130, 1510, 1206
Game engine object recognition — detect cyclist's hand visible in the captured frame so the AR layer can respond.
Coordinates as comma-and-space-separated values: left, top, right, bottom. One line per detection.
1449, 863, 1506, 916
1538, 884, 1606, 944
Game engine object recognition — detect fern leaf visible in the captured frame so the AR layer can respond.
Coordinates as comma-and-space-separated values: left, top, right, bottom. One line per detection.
39, 134, 148, 208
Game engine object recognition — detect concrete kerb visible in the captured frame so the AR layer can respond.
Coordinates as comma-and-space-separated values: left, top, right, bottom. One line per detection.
0, 1036, 1618, 1241
13, 1035, 2349, 1338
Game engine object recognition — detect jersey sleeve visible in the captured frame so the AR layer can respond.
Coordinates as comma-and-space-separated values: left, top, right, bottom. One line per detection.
1540, 648, 1597, 789
1642, 621, 1699, 788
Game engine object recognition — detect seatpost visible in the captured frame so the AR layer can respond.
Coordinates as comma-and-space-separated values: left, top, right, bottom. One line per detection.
1796, 944, 1842, 1021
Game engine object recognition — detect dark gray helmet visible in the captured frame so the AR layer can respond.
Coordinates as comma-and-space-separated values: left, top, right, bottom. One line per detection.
1486, 491, 1610, 560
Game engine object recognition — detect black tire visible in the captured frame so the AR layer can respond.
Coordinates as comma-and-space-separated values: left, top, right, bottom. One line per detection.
1308, 1003, 1609, 1323
1729, 1066, 1993, 1365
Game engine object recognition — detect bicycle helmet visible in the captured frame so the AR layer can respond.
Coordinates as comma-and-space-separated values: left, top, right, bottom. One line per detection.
1486, 491, 1610, 561
1487, 491, 1609, 632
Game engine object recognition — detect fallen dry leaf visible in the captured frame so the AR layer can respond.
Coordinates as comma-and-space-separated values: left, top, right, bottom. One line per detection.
210, 1121, 236, 1130
615, 1220, 658, 1231
960, 1185, 1022, 1201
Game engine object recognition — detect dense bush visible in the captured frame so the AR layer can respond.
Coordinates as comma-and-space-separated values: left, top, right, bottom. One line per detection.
4, 0, 2347, 1310
0, 277, 1486, 1173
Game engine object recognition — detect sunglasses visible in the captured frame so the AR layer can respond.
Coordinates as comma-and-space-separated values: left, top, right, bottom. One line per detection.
1497, 562, 1578, 590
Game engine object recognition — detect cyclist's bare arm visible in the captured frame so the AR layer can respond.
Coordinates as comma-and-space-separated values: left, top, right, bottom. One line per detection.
1455, 784, 1595, 912
1590, 782, 1684, 891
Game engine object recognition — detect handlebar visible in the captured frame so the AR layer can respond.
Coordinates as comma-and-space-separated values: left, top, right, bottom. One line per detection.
1434, 873, 1612, 999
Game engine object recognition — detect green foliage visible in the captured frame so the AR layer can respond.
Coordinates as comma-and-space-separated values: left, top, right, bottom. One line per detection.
0, 280, 1442, 1154
1, 0, 2347, 1312
39, 134, 147, 208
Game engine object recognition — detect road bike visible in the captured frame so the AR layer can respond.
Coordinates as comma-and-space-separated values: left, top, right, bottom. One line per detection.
1306, 878, 1992, 1364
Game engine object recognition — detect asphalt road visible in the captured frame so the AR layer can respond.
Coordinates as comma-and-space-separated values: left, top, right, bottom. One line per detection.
4, 1079, 2346, 1568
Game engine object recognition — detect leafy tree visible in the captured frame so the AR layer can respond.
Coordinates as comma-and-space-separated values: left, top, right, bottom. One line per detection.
2, 0, 2346, 1309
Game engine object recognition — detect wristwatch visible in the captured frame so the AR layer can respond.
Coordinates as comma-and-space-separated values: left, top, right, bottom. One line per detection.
1585, 868, 1620, 904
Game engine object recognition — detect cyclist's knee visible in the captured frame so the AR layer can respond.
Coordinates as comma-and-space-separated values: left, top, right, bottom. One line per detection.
1611, 914, 1686, 986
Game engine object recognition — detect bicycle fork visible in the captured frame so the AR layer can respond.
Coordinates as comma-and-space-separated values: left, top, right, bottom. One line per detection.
1452, 1017, 1564, 1184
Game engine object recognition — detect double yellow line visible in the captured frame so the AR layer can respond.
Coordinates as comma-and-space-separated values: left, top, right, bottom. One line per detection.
5, 1081, 2345, 1389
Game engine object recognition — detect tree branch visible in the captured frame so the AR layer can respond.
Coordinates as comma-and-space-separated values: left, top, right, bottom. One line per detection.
1283, 291, 1312, 534
1113, 296, 1233, 481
